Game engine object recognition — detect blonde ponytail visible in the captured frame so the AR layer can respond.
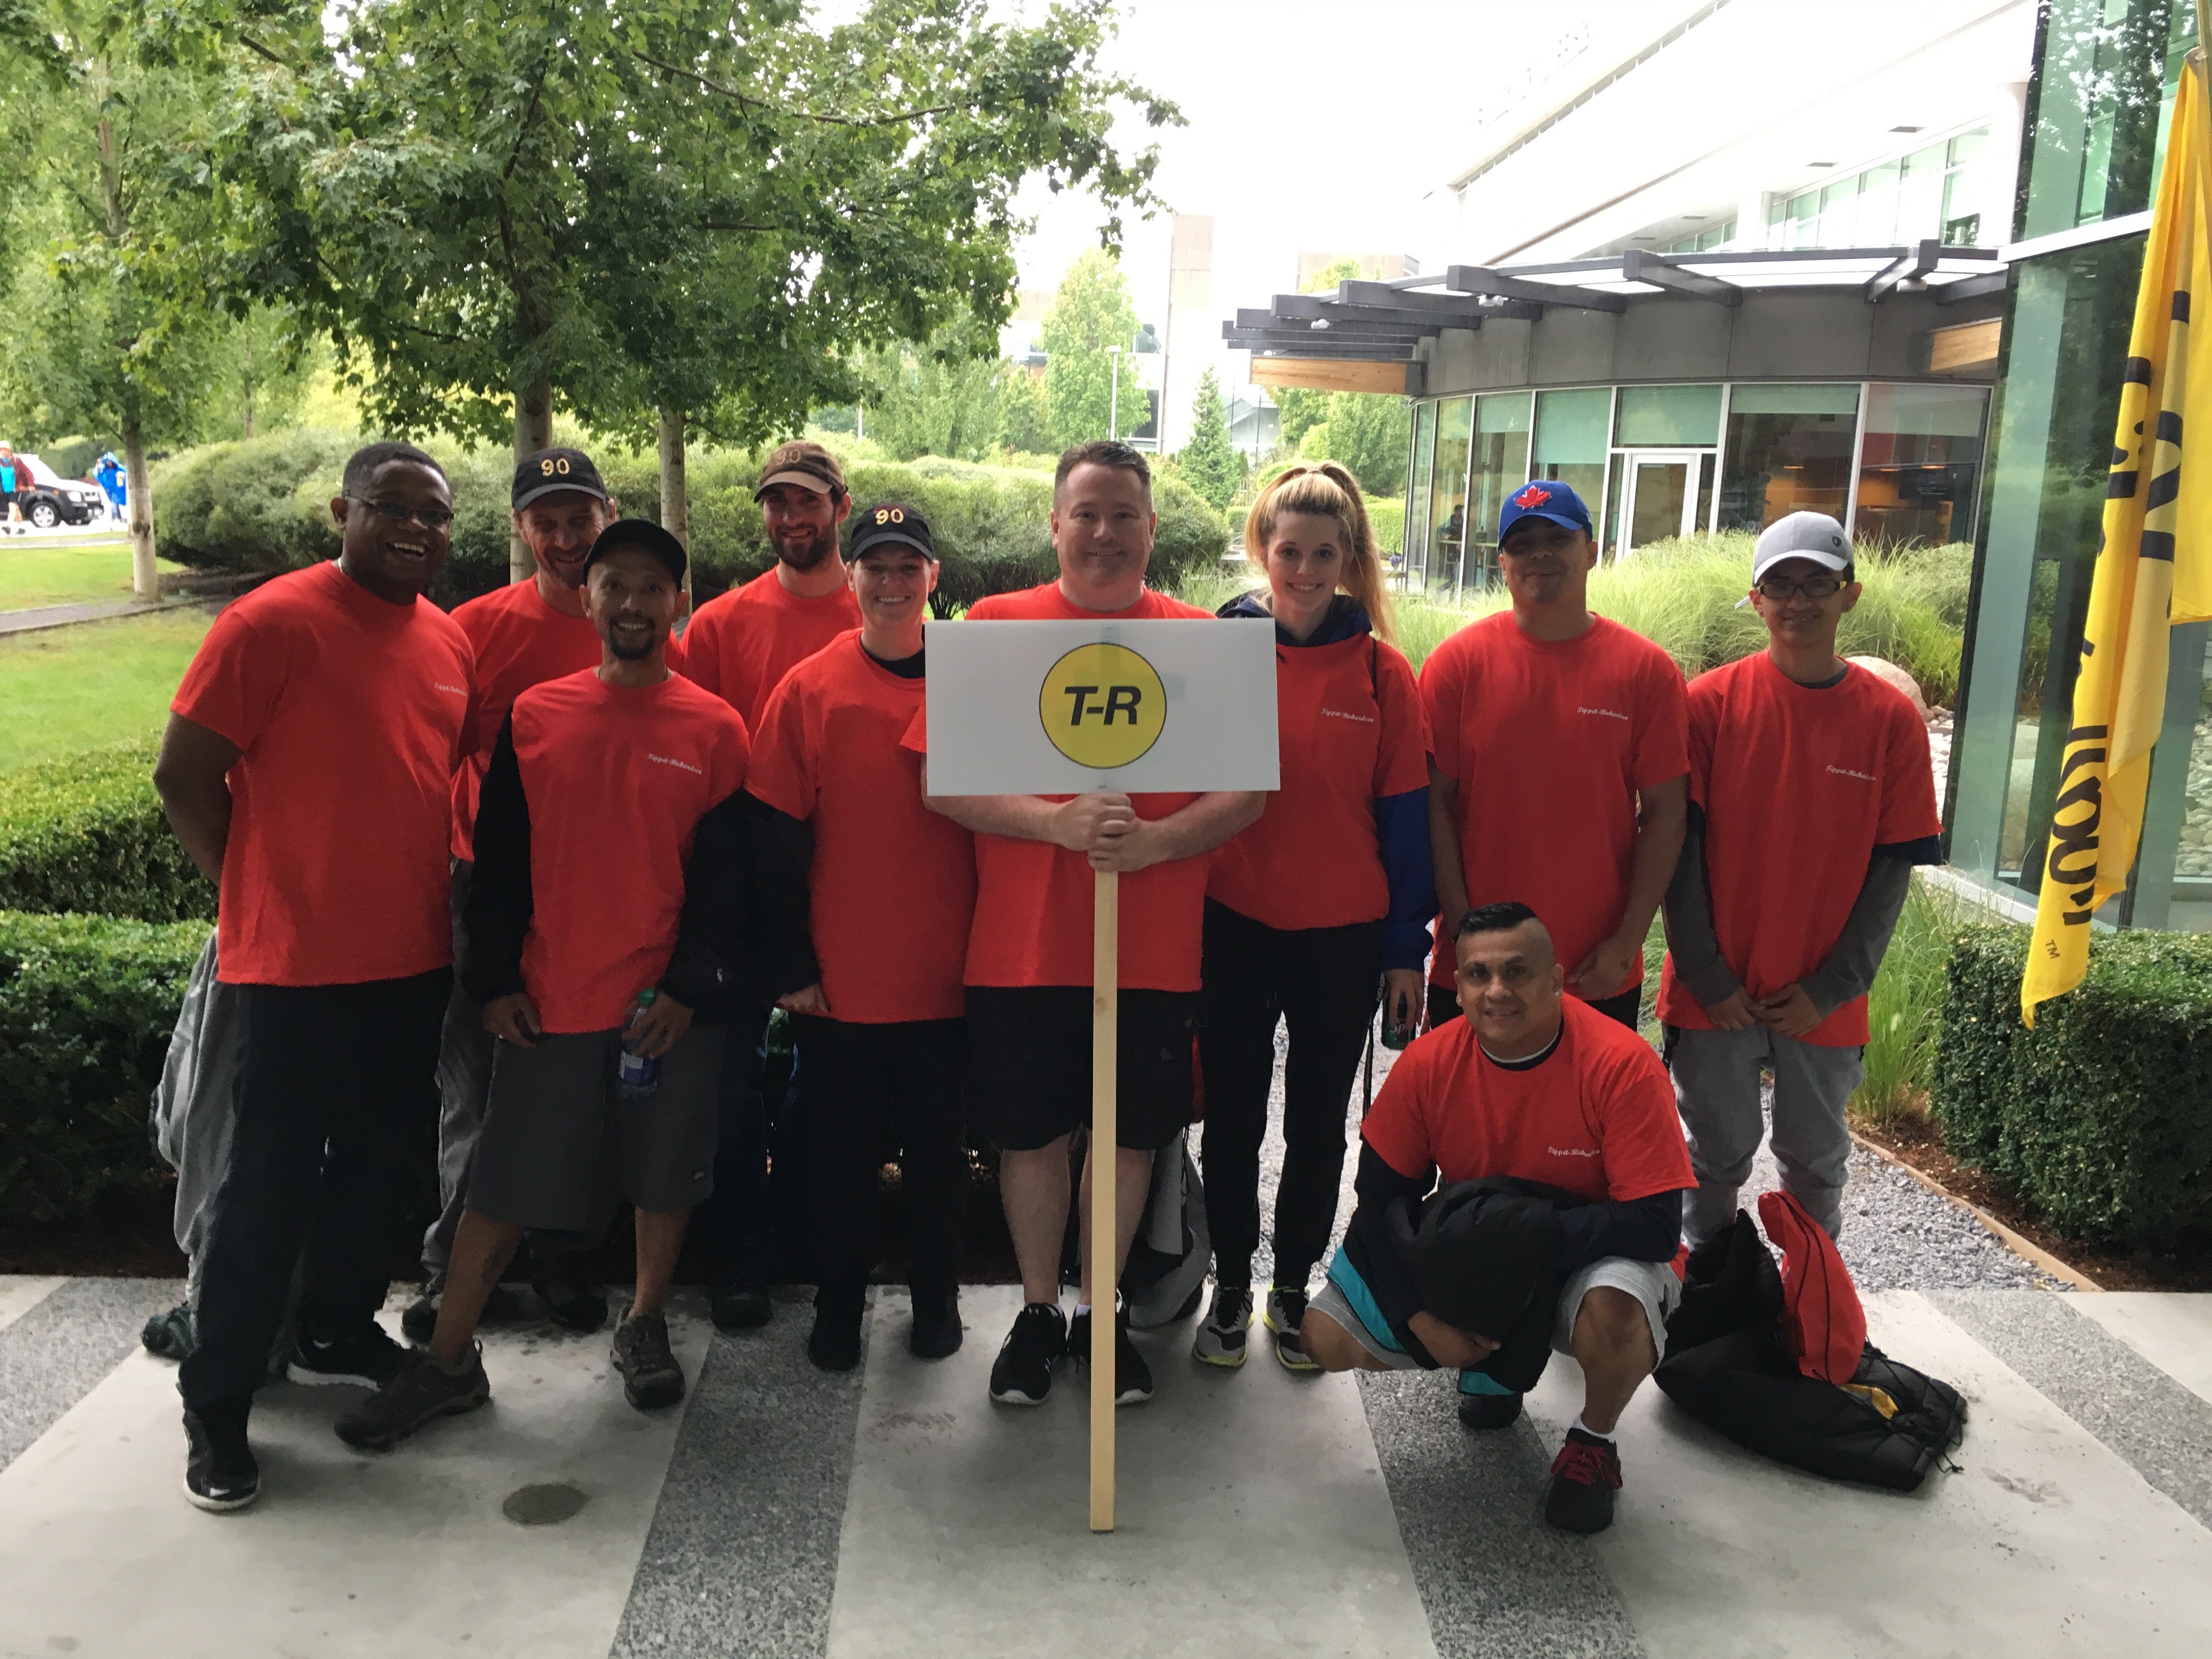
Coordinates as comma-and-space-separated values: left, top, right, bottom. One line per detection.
1243, 461, 1395, 644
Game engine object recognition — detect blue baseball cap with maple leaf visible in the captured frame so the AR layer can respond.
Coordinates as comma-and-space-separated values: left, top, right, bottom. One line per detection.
1497, 479, 1594, 541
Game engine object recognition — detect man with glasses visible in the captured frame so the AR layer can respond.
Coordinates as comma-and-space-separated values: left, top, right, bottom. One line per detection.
405, 448, 628, 1344
1658, 512, 1943, 1245
1421, 481, 1688, 1032
155, 442, 472, 1511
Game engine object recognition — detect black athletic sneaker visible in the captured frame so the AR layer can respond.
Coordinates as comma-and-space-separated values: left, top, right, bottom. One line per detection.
1263, 1286, 1317, 1373
1545, 1427, 1623, 1533
612, 1311, 686, 1409
988, 1302, 1067, 1405
909, 1287, 963, 1360
531, 1251, 608, 1334
142, 1302, 197, 1362
1191, 1284, 1251, 1368
1068, 1302, 1153, 1406
182, 1402, 259, 1513
808, 1288, 866, 1373
286, 1323, 408, 1389
1457, 1384, 1525, 1431
710, 1278, 773, 1332
335, 1346, 492, 1451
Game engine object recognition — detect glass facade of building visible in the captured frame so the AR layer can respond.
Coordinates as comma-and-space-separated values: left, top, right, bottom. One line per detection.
1950, 0, 2209, 931
1401, 379, 1986, 594
1767, 127, 1996, 250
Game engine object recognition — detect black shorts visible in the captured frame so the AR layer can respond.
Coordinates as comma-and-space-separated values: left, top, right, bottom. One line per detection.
1426, 983, 1640, 1032
966, 985, 1198, 1153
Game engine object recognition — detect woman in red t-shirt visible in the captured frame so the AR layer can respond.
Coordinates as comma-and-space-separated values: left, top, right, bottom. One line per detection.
1195, 462, 1435, 1372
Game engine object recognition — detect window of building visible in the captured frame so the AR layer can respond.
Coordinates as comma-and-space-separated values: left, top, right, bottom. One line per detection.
1614, 384, 1722, 447
1663, 218, 1736, 254
1716, 383, 1861, 533
1855, 383, 1989, 548
1407, 399, 1437, 587
2021, 0, 2198, 241
1426, 397, 1474, 597
1532, 387, 1611, 525
1766, 128, 1993, 250
1464, 392, 1534, 592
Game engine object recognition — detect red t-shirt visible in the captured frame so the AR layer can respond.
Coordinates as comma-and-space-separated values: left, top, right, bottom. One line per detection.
1209, 631, 1429, 931
1657, 653, 1942, 1046
1420, 612, 1688, 990
448, 578, 603, 861
904, 581, 1216, 991
681, 567, 861, 732
172, 560, 472, 988
1362, 997, 1694, 1203
510, 669, 751, 1032
747, 636, 976, 1023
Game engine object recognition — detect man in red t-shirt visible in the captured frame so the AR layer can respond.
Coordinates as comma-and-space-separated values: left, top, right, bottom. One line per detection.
682, 439, 862, 1330
1302, 902, 1695, 1536
746, 503, 977, 1373
411, 447, 621, 1341
1422, 481, 1688, 1030
1660, 514, 1943, 1245
337, 521, 752, 1452
157, 442, 471, 1513
919, 441, 1265, 1409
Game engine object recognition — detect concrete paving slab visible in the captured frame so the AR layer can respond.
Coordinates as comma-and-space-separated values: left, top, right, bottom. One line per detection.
0, 1298, 709, 1659
0, 1276, 177, 1474
2072, 1293, 2212, 1408
825, 1284, 1438, 1659
1522, 1289, 2212, 1658
0, 1274, 64, 1333
1929, 1287, 2212, 1529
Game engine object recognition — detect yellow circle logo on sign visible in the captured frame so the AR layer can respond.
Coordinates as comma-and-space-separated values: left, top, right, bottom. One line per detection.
1039, 642, 1167, 770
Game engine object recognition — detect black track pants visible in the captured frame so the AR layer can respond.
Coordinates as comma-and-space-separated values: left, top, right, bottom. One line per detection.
1198, 901, 1379, 1291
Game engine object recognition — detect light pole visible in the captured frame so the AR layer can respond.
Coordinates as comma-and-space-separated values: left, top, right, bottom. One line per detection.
1108, 344, 1124, 439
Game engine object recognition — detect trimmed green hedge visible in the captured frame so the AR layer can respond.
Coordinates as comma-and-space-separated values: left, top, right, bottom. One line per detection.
1932, 922, 2212, 1248
0, 741, 215, 923
0, 910, 209, 1226
151, 429, 1229, 607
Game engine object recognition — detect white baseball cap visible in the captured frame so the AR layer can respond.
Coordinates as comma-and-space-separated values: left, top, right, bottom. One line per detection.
1751, 511, 1853, 584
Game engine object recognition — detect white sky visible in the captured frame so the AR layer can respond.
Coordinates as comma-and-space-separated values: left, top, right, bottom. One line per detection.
996, 0, 1681, 385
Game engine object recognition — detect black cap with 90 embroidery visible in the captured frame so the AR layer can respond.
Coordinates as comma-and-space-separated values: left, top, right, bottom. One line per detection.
848, 501, 937, 561
513, 447, 609, 511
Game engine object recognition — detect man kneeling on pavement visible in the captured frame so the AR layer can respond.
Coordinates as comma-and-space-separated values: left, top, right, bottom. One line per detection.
339, 520, 752, 1451
1302, 901, 1695, 1534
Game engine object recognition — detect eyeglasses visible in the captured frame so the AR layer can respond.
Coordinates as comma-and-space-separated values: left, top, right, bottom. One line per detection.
350, 497, 455, 531
1756, 575, 1844, 600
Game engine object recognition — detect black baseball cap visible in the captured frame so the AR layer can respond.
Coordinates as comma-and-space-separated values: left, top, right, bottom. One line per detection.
514, 447, 609, 511
848, 501, 936, 561
583, 518, 687, 584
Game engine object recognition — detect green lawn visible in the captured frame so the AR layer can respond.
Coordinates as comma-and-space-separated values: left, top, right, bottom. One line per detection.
0, 539, 184, 610
0, 608, 211, 772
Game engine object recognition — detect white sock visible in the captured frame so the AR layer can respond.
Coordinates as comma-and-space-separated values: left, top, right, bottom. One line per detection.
1571, 1414, 1614, 1443
1073, 1302, 1091, 1321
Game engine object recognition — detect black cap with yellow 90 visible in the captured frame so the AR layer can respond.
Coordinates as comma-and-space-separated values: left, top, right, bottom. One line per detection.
849, 501, 936, 561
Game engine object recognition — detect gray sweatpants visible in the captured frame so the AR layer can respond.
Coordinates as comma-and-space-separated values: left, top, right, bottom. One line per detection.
1666, 1023, 1862, 1247
151, 930, 244, 1305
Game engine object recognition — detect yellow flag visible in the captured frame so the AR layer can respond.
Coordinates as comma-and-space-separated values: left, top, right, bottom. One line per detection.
2023, 54, 2212, 1026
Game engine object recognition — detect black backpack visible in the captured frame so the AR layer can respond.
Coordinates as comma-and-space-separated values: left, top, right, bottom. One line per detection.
1654, 1211, 1967, 1493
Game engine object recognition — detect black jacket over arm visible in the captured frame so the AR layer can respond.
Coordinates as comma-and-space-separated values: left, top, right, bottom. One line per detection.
462, 711, 754, 1020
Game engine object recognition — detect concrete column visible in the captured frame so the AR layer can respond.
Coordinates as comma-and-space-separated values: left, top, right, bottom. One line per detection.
1735, 188, 1769, 252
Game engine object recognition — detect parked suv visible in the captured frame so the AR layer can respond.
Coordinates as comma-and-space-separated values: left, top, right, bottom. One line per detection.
13, 454, 103, 529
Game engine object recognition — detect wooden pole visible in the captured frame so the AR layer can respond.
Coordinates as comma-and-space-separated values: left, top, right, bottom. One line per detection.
1089, 868, 1119, 1533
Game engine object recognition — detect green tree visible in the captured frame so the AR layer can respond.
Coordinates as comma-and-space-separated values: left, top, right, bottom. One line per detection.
997, 365, 1054, 456
1300, 255, 1362, 295
1301, 392, 1411, 498
0, 5, 247, 596
215, 2, 1175, 577
1041, 249, 1140, 447
860, 328, 1012, 461
1272, 386, 1331, 450
1176, 367, 1242, 511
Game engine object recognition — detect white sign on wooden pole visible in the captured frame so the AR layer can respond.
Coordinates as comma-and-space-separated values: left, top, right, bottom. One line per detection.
924, 612, 1278, 1533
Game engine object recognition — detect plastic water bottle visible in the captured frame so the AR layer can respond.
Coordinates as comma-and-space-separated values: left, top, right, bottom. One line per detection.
618, 990, 660, 1099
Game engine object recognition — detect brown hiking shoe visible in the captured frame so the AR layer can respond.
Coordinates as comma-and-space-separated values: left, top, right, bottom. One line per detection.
612, 1311, 686, 1410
